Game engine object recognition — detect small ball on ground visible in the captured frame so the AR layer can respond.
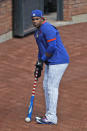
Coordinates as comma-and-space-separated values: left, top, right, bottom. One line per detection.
25, 117, 31, 122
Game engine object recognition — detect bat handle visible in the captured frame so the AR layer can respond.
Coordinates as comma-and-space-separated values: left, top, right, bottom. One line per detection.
35, 68, 39, 79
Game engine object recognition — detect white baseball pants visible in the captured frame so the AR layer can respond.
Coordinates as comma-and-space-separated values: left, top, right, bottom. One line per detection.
43, 63, 68, 124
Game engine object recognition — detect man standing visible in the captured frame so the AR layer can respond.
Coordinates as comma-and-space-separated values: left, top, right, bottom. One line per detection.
31, 9, 69, 124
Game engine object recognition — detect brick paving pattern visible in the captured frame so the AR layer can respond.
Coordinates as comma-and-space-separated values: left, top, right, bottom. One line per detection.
0, 22, 87, 131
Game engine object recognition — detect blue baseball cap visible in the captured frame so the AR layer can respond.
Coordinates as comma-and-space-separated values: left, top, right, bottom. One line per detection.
31, 9, 43, 18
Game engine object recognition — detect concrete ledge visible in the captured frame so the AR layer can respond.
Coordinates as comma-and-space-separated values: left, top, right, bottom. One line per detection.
72, 14, 87, 23
45, 13, 87, 27
0, 31, 12, 43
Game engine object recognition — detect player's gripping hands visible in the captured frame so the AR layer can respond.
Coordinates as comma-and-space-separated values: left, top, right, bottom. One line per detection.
34, 60, 43, 78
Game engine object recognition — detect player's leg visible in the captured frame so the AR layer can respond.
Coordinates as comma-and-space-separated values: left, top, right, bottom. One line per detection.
45, 64, 69, 124
43, 65, 49, 114
35, 65, 49, 123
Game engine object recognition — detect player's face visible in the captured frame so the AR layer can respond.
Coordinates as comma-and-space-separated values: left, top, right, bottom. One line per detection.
32, 17, 42, 28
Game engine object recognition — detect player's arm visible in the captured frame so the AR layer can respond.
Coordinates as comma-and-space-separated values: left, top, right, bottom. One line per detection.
41, 27, 57, 61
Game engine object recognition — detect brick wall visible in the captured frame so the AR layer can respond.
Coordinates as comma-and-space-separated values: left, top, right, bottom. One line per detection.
63, 0, 87, 20
0, 0, 12, 35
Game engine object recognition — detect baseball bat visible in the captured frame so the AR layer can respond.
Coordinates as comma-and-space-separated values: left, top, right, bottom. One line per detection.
25, 69, 38, 122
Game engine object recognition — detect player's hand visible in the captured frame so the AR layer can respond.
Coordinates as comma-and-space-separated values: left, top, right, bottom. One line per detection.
34, 60, 43, 78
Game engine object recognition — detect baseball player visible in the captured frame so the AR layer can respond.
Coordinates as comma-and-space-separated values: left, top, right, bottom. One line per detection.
31, 9, 69, 124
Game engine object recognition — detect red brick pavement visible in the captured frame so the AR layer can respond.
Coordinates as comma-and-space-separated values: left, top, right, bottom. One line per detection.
0, 22, 87, 131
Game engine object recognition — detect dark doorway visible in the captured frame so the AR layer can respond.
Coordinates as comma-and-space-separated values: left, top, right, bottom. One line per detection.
44, 0, 63, 21
44, 0, 57, 14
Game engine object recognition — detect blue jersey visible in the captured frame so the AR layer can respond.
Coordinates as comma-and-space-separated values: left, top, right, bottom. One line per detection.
34, 21, 69, 65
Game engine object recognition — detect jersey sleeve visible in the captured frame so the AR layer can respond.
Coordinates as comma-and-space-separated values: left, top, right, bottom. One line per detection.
41, 25, 57, 61
44, 25, 57, 53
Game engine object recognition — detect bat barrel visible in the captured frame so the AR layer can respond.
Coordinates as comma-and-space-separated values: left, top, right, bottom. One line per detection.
25, 95, 34, 122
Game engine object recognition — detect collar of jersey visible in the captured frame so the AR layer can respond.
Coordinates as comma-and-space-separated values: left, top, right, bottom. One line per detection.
42, 20, 46, 24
